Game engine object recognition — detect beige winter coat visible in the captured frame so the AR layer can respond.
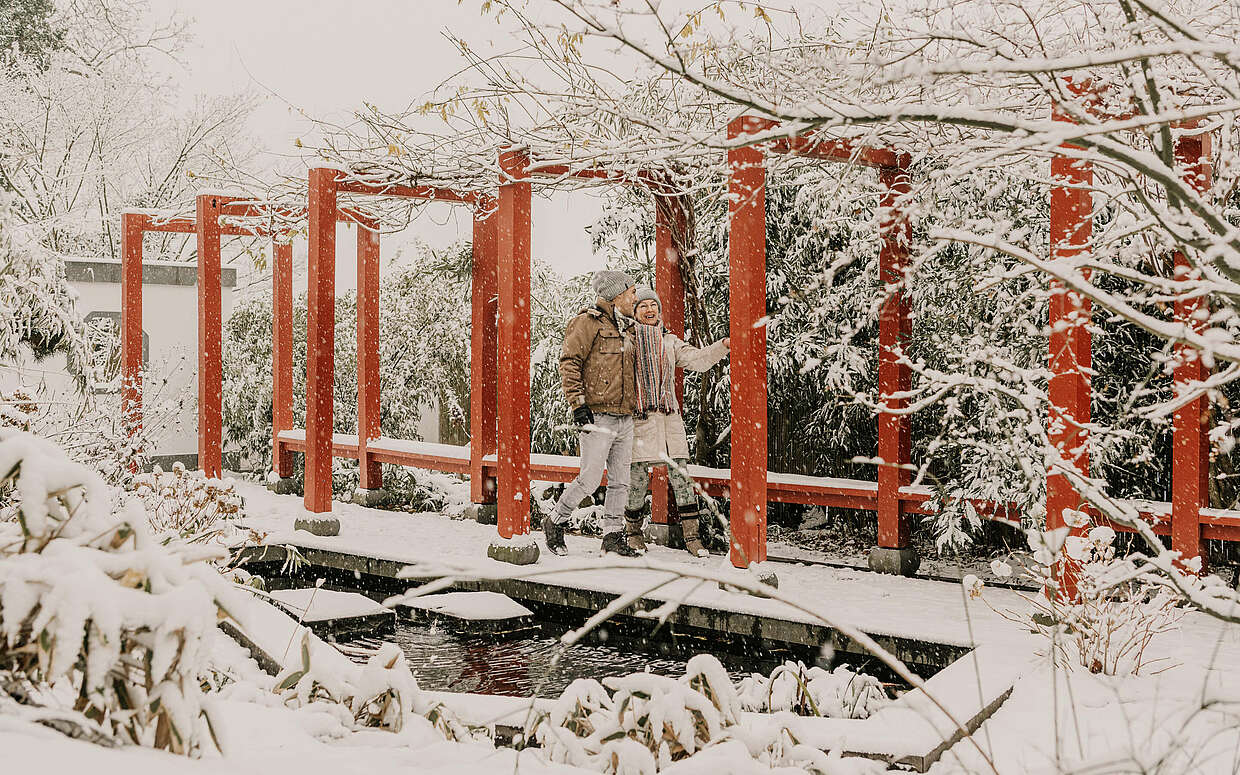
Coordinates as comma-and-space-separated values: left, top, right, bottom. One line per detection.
632, 334, 729, 464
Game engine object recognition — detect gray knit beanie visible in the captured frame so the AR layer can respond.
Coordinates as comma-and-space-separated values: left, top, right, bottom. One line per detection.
635, 285, 661, 308
591, 270, 635, 301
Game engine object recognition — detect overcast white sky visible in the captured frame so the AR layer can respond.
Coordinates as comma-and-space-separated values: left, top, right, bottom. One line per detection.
153, 0, 612, 292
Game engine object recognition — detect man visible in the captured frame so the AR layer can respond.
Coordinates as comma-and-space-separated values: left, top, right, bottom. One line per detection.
543, 270, 641, 557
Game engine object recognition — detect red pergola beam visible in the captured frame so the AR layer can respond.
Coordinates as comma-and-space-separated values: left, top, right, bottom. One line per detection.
469, 205, 499, 504
196, 194, 224, 478
334, 178, 482, 205
725, 117, 913, 570
1172, 131, 1213, 572
357, 223, 382, 491
304, 168, 338, 513
272, 240, 295, 479
120, 213, 144, 449
727, 115, 771, 567
1047, 101, 1094, 598
495, 148, 534, 539
527, 163, 630, 183
124, 214, 260, 238
122, 202, 288, 478
768, 135, 903, 169
298, 167, 487, 516
876, 164, 914, 549
651, 197, 688, 529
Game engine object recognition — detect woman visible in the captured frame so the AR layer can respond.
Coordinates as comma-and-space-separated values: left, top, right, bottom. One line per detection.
624, 285, 729, 557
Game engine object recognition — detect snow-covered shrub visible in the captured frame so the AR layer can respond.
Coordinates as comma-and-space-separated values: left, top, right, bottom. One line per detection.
0, 428, 478, 756
534, 654, 864, 774
0, 194, 92, 387
131, 462, 245, 540
0, 429, 224, 754
381, 464, 470, 516
273, 632, 473, 741
976, 519, 1186, 675
736, 661, 888, 719
0, 389, 39, 430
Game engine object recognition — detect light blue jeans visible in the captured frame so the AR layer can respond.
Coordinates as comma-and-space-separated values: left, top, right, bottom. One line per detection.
552, 413, 634, 535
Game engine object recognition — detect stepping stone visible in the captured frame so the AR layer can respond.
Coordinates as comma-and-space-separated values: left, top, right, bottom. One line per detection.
219, 590, 363, 677
267, 588, 395, 639
398, 591, 535, 635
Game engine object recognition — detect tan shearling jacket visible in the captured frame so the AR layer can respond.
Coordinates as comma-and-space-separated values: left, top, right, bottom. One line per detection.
559, 299, 637, 416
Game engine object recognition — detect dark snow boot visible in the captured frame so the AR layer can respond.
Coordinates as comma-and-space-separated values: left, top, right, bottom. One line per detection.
542, 513, 568, 556
601, 530, 641, 557
679, 506, 709, 557
624, 509, 648, 555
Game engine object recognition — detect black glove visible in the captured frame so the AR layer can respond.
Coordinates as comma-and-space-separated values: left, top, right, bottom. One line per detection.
573, 406, 595, 427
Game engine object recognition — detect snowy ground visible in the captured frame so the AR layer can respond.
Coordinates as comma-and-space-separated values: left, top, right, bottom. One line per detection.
230, 482, 1240, 773
2, 701, 587, 775
11, 478, 1240, 774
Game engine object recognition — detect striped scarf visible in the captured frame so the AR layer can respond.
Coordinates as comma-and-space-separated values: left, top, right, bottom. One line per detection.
633, 322, 674, 414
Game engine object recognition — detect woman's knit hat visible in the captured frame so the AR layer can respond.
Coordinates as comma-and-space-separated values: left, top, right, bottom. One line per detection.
634, 285, 661, 308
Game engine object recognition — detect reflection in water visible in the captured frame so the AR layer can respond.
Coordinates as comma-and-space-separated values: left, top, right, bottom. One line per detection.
345, 622, 731, 698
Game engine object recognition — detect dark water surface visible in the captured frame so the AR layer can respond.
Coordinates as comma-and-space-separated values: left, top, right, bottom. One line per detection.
343, 621, 755, 697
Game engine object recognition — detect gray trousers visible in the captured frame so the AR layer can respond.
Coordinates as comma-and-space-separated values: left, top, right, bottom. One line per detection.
552, 413, 633, 534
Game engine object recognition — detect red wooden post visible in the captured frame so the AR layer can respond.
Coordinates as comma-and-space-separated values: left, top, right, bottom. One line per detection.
1047, 101, 1094, 598
272, 239, 294, 478
651, 197, 687, 528
876, 163, 914, 557
495, 148, 533, 543
470, 205, 499, 504
120, 212, 143, 448
1171, 131, 1213, 572
305, 168, 338, 513
196, 194, 223, 478
727, 116, 771, 568
357, 222, 382, 490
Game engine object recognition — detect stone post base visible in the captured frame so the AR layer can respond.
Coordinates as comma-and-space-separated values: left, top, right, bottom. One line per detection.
267, 476, 300, 496
487, 540, 540, 565
647, 522, 671, 546
464, 503, 498, 525
294, 516, 340, 537
868, 546, 920, 576
351, 487, 393, 509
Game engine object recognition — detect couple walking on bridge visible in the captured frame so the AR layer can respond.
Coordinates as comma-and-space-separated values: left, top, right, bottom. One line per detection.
542, 270, 731, 558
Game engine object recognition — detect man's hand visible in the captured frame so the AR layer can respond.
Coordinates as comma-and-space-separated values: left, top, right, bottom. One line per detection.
573, 406, 595, 426
722, 337, 731, 349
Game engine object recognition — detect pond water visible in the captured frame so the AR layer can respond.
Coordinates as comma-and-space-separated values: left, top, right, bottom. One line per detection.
341, 622, 763, 697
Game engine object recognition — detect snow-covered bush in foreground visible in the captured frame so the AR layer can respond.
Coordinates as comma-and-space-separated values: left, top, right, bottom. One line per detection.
736, 661, 888, 720
272, 634, 473, 742
972, 518, 1186, 675
534, 654, 881, 774
0, 429, 223, 754
0, 429, 469, 756
132, 462, 245, 541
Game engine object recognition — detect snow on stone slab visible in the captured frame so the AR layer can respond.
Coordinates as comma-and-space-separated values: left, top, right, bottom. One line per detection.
221, 588, 359, 677
401, 591, 533, 621
267, 587, 391, 623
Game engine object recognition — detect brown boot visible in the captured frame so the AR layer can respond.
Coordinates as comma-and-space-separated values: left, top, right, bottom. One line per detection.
681, 517, 708, 557
624, 509, 648, 555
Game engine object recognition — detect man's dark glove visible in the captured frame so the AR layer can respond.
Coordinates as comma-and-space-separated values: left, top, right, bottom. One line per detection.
573, 406, 595, 427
